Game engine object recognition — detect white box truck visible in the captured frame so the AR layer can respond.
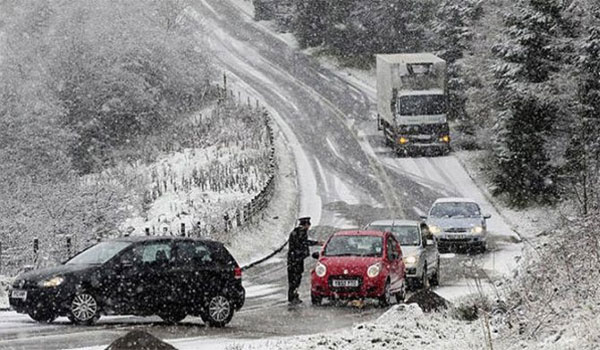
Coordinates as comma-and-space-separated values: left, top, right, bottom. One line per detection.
376, 53, 450, 155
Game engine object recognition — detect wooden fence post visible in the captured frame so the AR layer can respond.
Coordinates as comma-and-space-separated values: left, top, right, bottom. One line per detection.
66, 236, 72, 259
33, 238, 39, 265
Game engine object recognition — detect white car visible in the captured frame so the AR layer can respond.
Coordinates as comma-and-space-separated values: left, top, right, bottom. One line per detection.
365, 219, 440, 289
423, 197, 491, 253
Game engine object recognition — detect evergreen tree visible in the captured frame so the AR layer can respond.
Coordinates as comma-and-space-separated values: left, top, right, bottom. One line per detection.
492, 93, 557, 206
433, 0, 481, 127
565, 11, 600, 213
490, 0, 573, 205
353, 0, 436, 55
294, 0, 327, 48
493, 0, 571, 86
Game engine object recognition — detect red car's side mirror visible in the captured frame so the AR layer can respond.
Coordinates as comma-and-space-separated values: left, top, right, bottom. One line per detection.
311, 252, 320, 259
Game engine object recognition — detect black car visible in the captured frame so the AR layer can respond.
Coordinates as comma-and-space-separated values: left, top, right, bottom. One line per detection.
9, 236, 245, 327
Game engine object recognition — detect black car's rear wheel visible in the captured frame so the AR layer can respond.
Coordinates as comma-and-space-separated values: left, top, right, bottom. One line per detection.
69, 292, 100, 325
159, 310, 187, 324
28, 309, 57, 323
201, 295, 233, 327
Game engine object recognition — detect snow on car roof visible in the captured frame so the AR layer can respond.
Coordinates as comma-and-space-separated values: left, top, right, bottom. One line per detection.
334, 230, 387, 237
433, 197, 477, 204
367, 219, 420, 227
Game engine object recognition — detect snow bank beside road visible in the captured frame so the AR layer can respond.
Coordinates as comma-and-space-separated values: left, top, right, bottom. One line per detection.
68, 304, 489, 350
217, 304, 486, 350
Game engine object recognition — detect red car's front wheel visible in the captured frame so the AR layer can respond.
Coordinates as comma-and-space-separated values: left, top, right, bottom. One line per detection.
311, 293, 323, 306
378, 280, 392, 307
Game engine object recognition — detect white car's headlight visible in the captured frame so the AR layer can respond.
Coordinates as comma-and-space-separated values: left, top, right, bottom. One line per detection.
403, 255, 419, 266
315, 262, 327, 277
367, 263, 382, 278
470, 226, 483, 234
429, 225, 441, 234
38, 276, 64, 288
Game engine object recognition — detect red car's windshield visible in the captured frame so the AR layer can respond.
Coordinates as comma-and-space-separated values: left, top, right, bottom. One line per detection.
324, 235, 383, 257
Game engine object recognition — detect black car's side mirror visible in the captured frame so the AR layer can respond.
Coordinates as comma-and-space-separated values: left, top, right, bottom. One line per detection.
311, 252, 320, 259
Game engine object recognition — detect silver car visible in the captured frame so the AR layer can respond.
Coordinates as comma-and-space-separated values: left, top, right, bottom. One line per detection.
365, 220, 440, 290
423, 197, 491, 253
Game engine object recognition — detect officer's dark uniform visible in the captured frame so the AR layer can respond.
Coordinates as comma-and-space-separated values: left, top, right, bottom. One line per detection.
287, 217, 319, 303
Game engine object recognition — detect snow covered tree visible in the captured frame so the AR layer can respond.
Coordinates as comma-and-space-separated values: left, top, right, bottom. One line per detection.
492, 0, 573, 86
433, 0, 482, 127
434, 0, 481, 64
492, 93, 557, 206
565, 11, 600, 214
294, 0, 327, 48
351, 0, 436, 56
490, 0, 576, 205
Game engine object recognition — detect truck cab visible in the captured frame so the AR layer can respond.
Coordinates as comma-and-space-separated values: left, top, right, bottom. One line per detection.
376, 54, 451, 156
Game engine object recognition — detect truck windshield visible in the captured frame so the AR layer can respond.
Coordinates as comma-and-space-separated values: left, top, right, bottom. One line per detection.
398, 95, 446, 116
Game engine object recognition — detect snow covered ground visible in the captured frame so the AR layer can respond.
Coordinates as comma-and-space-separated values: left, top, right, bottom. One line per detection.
71, 304, 492, 350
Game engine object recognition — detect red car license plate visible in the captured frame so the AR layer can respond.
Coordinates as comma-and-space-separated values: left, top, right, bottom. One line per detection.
332, 279, 359, 287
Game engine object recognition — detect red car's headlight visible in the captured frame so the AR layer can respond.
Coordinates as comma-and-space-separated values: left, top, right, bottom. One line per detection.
367, 263, 382, 278
315, 262, 327, 277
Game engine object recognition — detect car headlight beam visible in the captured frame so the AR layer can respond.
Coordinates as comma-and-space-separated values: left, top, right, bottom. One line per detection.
471, 226, 483, 234
367, 263, 382, 278
403, 255, 418, 266
315, 262, 327, 277
39, 276, 65, 288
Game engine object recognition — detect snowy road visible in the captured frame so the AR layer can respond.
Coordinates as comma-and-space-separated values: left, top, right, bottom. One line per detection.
0, 0, 522, 348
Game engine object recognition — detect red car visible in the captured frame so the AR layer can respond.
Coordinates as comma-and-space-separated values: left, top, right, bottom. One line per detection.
310, 230, 406, 306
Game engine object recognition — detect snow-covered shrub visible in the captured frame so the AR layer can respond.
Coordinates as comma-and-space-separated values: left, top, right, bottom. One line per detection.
498, 214, 600, 348
451, 293, 493, 321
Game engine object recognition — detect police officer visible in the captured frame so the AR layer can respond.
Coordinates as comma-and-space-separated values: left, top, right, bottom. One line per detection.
287, 217, 322, 304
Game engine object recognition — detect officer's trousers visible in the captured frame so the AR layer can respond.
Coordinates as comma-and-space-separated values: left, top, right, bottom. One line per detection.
287, 259, 304, 302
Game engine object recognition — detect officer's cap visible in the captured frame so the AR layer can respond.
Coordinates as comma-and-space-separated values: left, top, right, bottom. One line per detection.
298, 217, 311, 225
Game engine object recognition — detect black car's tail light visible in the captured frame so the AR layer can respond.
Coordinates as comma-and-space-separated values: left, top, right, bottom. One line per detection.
234, 266, 242, 280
